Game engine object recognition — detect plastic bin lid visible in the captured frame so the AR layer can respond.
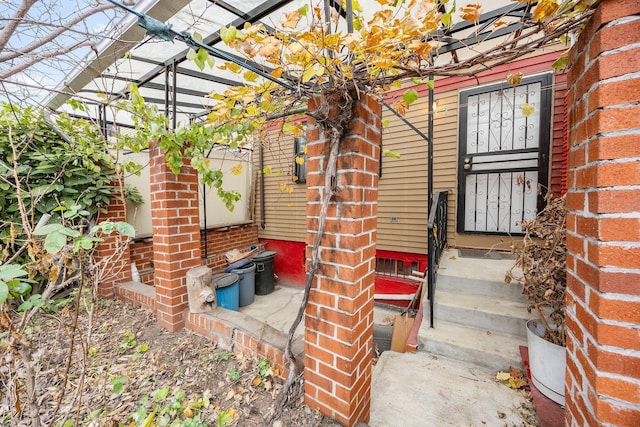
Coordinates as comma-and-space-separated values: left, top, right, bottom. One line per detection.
213, 273, 239, 288
252, 250, 276, 261
224, 258, 253, 272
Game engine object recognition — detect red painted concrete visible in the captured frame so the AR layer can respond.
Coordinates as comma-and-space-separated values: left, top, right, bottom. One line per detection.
260, 239, 307, 288
261, 238, 426, 307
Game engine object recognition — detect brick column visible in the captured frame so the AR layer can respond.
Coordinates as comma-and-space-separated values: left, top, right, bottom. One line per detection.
304, 93, 381, 426
94, 184, 131, 298
565, 1, 640, 425
150, 144, 201, 331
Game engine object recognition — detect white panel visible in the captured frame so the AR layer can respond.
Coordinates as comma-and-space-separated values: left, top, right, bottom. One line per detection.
476, 92, 491, 154
485, 173, 500, 231
500, 87, 516, 151
473, 151, 538, 163
473, 173, 488, 231
525, 82, 542, 149
512, 84, 529, 150
122, 148, 252, 238
467, 92, 490, 154
199, 149, 252, 227
497, 173, 512, 232
464, 174, 478, 231
510, 173, 525, 233
123, 151, 153, 237
522, 171, 539, 222
472, 159, 538, 171
488, 89, 506, 152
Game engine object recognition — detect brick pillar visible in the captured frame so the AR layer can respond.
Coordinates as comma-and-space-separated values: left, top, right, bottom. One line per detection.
94, 184, 131, 298
565, 1, 640, 426
150, 144, 201, 331
304, 93, 381, 426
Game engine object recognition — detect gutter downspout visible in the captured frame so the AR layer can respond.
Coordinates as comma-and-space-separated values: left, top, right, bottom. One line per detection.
259, 141, 265, 229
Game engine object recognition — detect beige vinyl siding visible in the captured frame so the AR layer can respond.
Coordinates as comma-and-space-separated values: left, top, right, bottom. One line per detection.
254, 87, 522, 252
378, 96, 430, 254
377, 89, 464, 254
431, 91, 460, 249
254, 132, 307, 242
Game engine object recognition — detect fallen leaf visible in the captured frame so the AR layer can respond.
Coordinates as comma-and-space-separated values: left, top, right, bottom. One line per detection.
496, 371, 511, 381
252, 375, 262, 386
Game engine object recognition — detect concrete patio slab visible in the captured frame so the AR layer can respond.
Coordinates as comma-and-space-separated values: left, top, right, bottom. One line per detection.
239, 285, 401, 340
370, 351, 529, 427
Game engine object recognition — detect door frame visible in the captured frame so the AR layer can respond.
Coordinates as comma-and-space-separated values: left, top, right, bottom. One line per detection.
456, 73, 553, 235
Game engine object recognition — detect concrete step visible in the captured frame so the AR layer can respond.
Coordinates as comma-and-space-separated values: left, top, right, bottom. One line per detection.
436, 274, 527, 303
432, 290, 532, 338
418, 319, 527, 371
437, 249, 526, 303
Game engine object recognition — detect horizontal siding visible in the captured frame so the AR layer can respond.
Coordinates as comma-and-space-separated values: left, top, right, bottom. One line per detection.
255, 52, 568, 254
378, 89, 460, 254
431, 92, 459, 249
254, 133, 307, 243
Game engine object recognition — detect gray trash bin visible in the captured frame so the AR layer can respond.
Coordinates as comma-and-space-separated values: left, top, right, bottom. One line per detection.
229, 262, 256, 306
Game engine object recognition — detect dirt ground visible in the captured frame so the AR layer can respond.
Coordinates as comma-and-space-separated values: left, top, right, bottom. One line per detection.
0, 297, 342, 427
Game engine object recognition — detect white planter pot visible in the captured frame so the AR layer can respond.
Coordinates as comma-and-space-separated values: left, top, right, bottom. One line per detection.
526, 319, 566, 406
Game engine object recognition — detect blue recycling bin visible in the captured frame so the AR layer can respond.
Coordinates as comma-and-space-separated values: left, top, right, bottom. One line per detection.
214, 273, 240, 311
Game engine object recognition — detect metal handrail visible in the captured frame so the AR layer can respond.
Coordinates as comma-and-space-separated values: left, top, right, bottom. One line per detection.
427, 191, 448, 328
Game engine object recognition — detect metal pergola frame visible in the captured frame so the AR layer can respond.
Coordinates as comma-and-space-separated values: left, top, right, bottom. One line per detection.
44, 0, 541, 281
46, 0, 536, 132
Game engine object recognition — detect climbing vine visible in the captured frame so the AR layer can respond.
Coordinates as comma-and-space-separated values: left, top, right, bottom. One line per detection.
181, 0, 596, 415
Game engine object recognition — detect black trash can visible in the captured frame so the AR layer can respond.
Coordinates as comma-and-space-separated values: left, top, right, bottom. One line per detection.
252, 250, 276, 295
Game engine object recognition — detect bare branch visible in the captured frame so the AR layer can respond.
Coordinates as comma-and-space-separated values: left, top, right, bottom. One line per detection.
0, 0, 38, 54
0, 41, 96, 80
0, 4, 116, 64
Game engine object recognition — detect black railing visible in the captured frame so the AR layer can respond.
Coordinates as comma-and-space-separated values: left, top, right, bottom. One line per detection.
427, 191, 448, 328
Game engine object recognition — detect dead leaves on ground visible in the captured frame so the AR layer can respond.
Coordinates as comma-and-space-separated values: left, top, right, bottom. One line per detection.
496, 366, 531, 397
1, 300, 304, 426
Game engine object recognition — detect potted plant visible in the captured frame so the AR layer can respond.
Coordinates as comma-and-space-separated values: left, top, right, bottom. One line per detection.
506, 193, 567, 405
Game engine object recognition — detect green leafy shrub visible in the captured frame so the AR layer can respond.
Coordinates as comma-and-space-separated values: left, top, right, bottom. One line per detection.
0, 103, 121, 296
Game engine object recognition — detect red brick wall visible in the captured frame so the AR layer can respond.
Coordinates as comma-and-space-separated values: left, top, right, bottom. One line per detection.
94, 185, 132, 298
129, 225, 259, 286
304, 92, 380, 426
130, 239, 153, 272
150, 146, 202, 331
565, 1, 640, 426
201, 225, 260, 272
185, 311, 302, 383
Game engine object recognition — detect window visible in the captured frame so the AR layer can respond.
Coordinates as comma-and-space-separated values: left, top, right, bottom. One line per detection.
293, 131, 307, 184
375, 257, 419, 279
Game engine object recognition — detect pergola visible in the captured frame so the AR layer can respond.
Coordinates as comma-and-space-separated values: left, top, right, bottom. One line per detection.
42, 0, 561, 332
34, 2, 611, 426
44, 0, 544, 131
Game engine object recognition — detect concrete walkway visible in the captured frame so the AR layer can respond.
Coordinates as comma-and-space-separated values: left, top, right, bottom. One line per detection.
239, 285, 529, 426
370, 351, 528, 426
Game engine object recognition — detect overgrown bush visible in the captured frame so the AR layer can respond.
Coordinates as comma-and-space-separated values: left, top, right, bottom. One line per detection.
0, 103, 119, 295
